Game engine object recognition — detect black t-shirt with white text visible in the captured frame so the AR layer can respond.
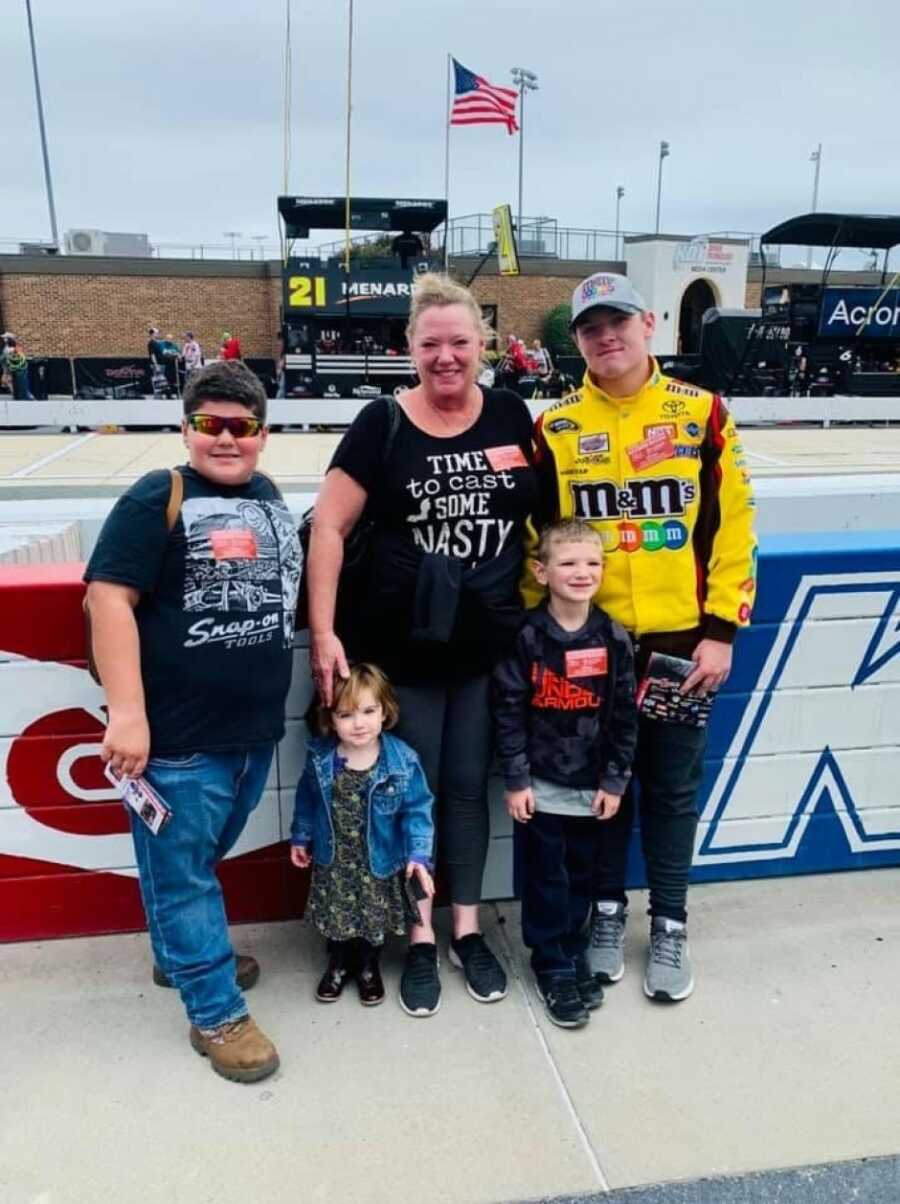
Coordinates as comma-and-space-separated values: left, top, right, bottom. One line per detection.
85, 466, 301, 754
330, 390, 537, 682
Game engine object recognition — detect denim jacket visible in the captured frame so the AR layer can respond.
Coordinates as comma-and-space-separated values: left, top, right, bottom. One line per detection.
290, 732, 434, 878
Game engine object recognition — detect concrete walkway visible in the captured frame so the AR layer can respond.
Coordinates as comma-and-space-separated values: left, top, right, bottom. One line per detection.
2, 869, 899, 1204
2, 426, 900, 500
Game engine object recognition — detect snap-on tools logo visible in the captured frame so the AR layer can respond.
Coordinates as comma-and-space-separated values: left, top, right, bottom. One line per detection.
570, 476, 695, 520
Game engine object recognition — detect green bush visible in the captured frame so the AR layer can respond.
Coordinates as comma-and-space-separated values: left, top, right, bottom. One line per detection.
543, 304, 577, 357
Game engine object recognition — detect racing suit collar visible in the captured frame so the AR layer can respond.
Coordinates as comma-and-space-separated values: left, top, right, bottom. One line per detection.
581, 356, 661, 406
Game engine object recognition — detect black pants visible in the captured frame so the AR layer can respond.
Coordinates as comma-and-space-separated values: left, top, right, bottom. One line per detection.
592, 716, 707, 923
327, 938, 379, 965
522, 811, 600, 977
392, 676, 491, 906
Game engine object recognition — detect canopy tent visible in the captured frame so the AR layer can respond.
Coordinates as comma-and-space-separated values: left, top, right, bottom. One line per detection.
760, 213, 900, 251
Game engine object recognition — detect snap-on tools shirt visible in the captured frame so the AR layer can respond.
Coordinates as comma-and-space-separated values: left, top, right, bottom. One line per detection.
85, 466, 302, 754
330, 391, 538, 684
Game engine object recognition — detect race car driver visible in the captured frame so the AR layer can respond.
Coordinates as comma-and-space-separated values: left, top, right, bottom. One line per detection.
526, 271, 757, 1002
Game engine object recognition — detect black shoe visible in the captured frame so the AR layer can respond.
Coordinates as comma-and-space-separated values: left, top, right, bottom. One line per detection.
449, 933, 508, 1003
574, 954, 605, 1010
153, 954, 260, 993
534, 974, 590, 1029
399, 942, 441, 1017
316, 955, 351, 1002
356, 952, 385, 1006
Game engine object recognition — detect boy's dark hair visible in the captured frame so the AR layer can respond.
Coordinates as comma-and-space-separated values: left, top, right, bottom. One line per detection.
182, 360, 267, 421
317, 663, 400, 736
535, 518, 604, 564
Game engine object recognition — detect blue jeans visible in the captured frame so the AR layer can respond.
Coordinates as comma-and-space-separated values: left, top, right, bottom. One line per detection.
131, 745, 274, 1028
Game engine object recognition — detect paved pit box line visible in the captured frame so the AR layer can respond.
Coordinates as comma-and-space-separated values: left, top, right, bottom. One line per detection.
495, 905, 612, 1193
521, 1153, 900, 1204
10, 432, 98, 479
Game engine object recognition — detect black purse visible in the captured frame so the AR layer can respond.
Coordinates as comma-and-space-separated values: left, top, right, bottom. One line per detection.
296, 397, 402, 633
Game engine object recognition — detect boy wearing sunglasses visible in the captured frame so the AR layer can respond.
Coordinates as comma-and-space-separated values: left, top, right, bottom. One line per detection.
84, 361, 301, 1084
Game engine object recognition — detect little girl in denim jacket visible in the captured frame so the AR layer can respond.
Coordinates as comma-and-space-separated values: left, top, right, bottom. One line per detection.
291, 662, 435, 1007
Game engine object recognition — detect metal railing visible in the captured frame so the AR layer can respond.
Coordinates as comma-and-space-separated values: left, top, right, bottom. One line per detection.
0, 236, 281, 261
2, 225, 889, 273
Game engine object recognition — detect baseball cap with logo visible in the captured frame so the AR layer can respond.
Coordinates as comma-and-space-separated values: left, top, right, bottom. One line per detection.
570, 272, 648, 328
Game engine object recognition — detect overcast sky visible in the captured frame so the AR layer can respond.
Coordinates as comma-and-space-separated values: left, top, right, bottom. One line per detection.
4, 0, 898, 257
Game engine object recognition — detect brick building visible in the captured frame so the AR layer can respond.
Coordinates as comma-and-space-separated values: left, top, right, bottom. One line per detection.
0, 251, 874, 360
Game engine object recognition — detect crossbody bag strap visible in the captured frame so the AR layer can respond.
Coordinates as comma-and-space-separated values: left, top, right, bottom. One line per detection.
164, 467, 184, 531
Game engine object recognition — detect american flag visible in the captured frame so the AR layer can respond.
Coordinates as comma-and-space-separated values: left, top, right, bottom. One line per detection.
450, 58, 519, 134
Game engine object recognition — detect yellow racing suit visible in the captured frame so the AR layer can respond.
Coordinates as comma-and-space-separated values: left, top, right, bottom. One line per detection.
527, 361, 757, 646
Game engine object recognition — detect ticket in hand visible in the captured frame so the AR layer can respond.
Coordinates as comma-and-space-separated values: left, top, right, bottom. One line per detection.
636, 652, 714, 728
104, 762, 173, 835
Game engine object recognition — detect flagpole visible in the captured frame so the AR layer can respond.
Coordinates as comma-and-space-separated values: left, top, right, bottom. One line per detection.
344, 0, 354, 274
443, 54, 452, 271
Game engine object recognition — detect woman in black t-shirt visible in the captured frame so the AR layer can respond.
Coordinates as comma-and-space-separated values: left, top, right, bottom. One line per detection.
308, 273, 537, 1018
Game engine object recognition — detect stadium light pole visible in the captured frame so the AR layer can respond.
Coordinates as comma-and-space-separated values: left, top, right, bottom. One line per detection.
654, 141, 669, 236
615, 185, 625, 260
25, 0, 59, 249
807, 143, 822, 268
511, 67, 539, 246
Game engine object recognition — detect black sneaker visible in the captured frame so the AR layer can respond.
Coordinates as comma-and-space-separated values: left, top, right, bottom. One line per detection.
574, 954, 604, 1010
399, 942, 441, 1017
448, 933, 508, 1003
534, 974, 590, 1029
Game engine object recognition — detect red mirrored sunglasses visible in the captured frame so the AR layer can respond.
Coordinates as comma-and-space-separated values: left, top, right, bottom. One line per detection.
186, 413, 264, 439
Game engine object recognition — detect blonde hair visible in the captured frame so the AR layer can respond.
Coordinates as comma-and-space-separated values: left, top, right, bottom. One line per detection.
535, 518, 604, 565
317, 663, 400, 736
406, 272, 494, 345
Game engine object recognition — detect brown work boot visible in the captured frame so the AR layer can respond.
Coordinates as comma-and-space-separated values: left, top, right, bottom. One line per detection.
153, 954, 260, 992
189, 1016, 280, 1084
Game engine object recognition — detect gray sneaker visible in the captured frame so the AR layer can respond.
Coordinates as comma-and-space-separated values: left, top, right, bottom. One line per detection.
644, 917, 694, 1001
587, 902, 626, 982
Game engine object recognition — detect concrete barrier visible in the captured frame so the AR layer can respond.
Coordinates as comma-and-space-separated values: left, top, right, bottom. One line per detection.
1, 527, 898, 942
3, 394, 900, 430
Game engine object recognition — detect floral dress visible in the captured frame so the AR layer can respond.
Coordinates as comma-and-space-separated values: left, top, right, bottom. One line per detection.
307, 765, 406, 945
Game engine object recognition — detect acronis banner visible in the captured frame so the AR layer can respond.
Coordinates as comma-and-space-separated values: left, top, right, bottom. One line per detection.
818, 287, 900, 339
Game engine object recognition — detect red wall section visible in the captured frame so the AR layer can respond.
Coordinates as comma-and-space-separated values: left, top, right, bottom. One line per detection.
0, 564, 306, 943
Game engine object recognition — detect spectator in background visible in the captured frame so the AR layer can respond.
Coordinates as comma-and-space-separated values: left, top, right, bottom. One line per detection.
529, 339, 553, 377
1, 334, 32, 400
147, 326, 169, 399
183, 332, 203, 378
161, 333, 182, 396
221, 331, 242, 361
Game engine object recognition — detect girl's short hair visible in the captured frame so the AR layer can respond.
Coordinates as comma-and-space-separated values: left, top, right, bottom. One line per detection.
406, 272, 494, 345
318, 662, 400, 736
